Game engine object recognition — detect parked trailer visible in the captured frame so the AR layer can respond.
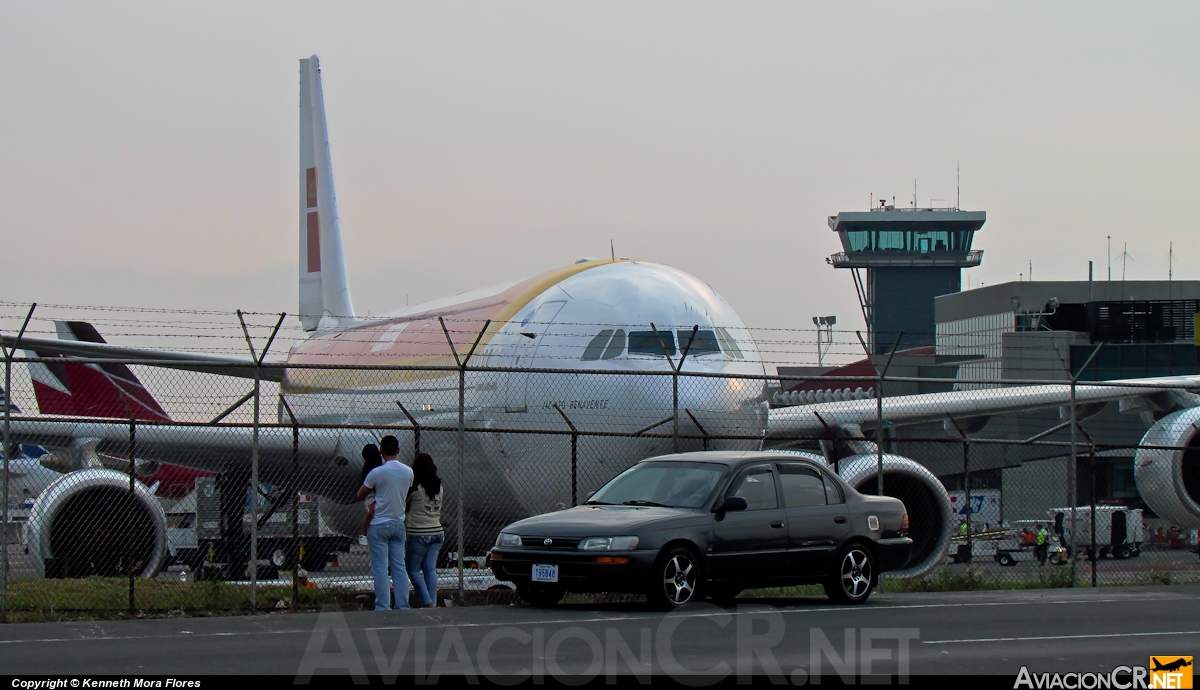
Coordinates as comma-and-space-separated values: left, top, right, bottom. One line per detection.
994, 520, 1069, 566
1048, 507, 1144, 560
189, 477, 351, 574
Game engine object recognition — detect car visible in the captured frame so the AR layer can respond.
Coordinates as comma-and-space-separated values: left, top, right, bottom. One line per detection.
488, 451, 912, 609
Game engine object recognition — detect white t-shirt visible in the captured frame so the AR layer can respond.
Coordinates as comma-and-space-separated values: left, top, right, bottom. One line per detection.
363, 459, 414, 525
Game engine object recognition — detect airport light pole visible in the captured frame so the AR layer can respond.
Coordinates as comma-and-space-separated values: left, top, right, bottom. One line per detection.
812, 316, 836, 366
1, 303, 34, 624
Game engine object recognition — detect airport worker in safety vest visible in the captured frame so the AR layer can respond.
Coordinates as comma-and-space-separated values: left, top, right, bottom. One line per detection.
1035, 525, 1049, 566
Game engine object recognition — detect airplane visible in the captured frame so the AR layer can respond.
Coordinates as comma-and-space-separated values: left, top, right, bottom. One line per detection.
4, 55, 1199, 582
24, 320, 210, 502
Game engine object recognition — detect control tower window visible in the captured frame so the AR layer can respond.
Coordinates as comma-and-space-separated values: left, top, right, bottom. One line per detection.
629, 330, 676, 357
678, 329, 720, 356
715, 327, 745, 359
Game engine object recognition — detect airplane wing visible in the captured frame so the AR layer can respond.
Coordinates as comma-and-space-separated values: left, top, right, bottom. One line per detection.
0, 334, 281, 382
767, 375, 1200, 437
7, 416, 365, 501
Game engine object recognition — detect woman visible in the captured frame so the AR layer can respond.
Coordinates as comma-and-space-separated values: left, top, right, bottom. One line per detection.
405, 452, 444, 608
358, 443, 383, 545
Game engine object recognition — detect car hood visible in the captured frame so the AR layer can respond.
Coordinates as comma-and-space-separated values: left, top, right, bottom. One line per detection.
504, 505, 694, 536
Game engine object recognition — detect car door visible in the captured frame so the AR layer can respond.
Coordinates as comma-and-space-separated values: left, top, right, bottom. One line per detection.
709, 464, 789, 583
776, 462, 850, 577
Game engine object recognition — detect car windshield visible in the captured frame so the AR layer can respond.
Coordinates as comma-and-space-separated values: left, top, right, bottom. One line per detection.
588, 462, 726, 509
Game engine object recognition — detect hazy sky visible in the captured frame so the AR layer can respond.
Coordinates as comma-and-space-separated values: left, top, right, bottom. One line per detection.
2, 2, 1197, 340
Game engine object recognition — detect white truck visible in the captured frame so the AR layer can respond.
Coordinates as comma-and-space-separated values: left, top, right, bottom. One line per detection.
1047, 506, 1144, 560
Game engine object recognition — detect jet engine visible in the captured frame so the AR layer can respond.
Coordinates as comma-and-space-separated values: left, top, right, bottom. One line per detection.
1134, 406, 1200, 528
836, 454, 955, 578
27, 468, 168, 579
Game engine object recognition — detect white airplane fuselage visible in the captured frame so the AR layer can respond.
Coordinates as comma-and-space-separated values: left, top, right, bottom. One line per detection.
280, 259, 769, 539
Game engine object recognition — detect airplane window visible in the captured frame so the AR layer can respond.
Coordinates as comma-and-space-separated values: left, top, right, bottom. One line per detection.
714, 327, 744, 359
777, 463, 826, 508
582, 330, 614, 361
729, 467, 778, 510
602, 329, 626, 359
628, 331, 676, 357
678, 329, 720, 356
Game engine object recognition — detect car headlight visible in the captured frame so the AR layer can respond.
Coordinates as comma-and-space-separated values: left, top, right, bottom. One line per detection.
578, 536, 639, 551
497, 533, 522, 547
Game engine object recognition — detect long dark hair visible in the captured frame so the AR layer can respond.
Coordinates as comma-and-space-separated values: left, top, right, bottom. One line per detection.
411, 452, 441, 500
360, 443, 383, 484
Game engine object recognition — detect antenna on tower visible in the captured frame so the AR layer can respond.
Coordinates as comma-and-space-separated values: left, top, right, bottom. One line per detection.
1117, 242, 1133, 300
913, 179, 917, 208
956, 162, 960, 210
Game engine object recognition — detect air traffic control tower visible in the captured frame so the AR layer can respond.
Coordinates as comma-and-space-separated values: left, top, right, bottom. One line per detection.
828, 204, 986, 354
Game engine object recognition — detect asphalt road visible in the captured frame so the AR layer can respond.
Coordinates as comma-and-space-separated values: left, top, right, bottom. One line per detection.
2, 586, 1198, 681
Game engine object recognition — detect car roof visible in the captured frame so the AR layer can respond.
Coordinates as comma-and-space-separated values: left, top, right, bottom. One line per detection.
639, 450, 826, 469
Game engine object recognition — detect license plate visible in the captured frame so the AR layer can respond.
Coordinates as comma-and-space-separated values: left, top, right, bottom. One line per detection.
531, 563, 559, 583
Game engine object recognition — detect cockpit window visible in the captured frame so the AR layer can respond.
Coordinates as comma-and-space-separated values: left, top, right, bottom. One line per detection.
581, 329, 628, 361
677, 329, 720, 356
715, 327, 744, 359
602, 329, 626, 359
582, 329, 614, 361
629, 330, 676, 357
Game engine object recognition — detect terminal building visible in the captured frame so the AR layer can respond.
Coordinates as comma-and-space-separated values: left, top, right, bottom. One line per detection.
785, 201, 1200, 523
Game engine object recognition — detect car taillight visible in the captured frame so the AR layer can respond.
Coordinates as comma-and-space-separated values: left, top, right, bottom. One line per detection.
901, 513, 909, 534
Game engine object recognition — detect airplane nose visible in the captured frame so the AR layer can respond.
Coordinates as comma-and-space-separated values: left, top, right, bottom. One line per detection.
673, 374, 764, 446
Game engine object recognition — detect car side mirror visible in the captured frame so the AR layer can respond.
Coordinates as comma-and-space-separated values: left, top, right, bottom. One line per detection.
714, 496, 748, 513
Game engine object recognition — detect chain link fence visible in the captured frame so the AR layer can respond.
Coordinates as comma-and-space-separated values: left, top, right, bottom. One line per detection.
1, 309, 1198, 621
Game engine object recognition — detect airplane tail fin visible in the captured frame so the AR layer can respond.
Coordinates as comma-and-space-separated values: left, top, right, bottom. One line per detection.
299, 54, 355, 331
25, 321, 170, 421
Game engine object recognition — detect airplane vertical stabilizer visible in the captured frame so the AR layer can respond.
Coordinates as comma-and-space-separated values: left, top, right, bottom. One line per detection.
299, 55, 355, 331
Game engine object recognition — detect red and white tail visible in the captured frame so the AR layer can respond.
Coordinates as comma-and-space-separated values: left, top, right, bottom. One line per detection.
25, 321, 170, 421
299, 55, 355, 331
25, 321, 208, 498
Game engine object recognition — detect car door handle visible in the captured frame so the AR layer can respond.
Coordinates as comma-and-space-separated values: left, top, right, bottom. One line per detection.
834, 516, 847, 524
770, 521, 785, 528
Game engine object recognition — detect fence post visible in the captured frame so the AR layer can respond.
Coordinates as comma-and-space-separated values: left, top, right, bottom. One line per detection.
280, 397, 300, 610
1, 303, 35, 624
439, 317, 490, 603
128, 418, 136, 614
857, 330, 902, 496
1068, 379, 1078, 587
396, 402, 420, 456
947, 415, 972, 571
554, 406, 578, 506
651, 324, 697, 454
238, 311, 285, 614
1090, 446, 1097, 587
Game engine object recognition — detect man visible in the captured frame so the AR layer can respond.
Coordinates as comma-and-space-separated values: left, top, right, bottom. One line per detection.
1035, 524, 1048, 566
357, 435, 414, 610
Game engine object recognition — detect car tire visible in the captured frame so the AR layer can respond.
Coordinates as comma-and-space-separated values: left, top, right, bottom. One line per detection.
648, 547, 703, 610
824, 543, 875, 605
1114, 544, 1132, 560
517, 583, 565, 607
998, 553, 1015, 567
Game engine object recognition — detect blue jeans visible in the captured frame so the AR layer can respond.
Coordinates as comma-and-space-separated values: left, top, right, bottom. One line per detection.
406, 534, 443, 607
368, 519, 410, 610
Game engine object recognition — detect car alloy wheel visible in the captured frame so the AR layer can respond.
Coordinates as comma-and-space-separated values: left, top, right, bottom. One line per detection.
825, 544, 875, 605
650, 547, 702, 610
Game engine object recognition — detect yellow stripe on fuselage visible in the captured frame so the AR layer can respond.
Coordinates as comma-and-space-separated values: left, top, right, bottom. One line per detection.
282, 259, 623, 395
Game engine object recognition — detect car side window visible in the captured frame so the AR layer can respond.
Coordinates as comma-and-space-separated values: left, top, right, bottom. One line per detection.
729, 466, 778, 510
777, 463, 827, 508
822, 474, 844, 505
